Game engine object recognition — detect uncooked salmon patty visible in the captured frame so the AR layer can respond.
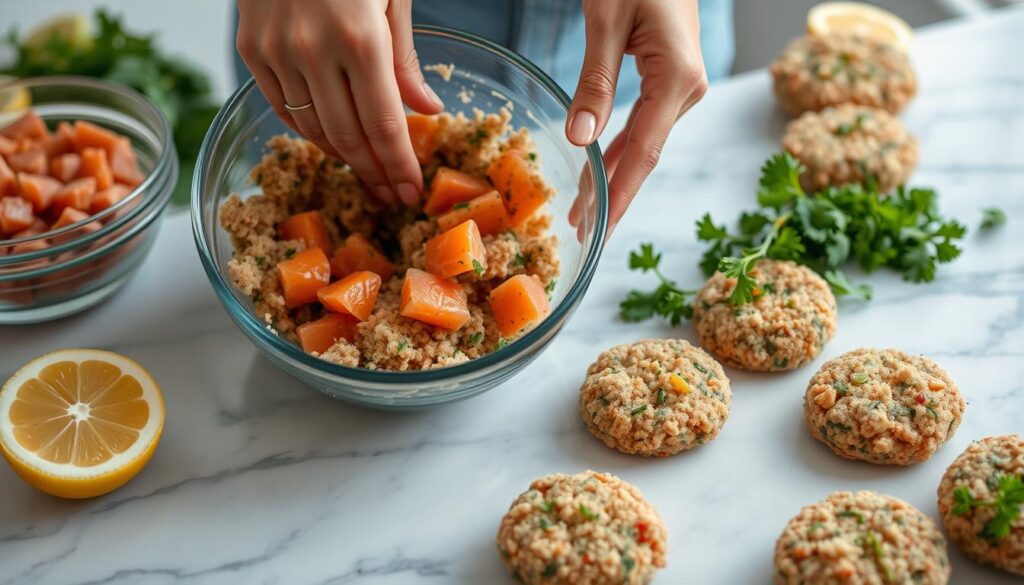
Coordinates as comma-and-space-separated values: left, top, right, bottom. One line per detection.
783, 104, 918, 193
578, 339, 731, 457
937, 435, 1024, 575
804, 348, 964, 465
774, 490, 950, 584
496, 470, 667, 585
693, 260, 837, 372
770, 34, 917, 117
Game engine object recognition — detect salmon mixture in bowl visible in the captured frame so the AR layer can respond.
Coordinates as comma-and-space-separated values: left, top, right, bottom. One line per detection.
219, 110, 560, 371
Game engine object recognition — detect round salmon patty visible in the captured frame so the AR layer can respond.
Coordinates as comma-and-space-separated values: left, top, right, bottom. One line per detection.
775, 491, 950, 584
578, 339, 731, 457
770, 33, 917, 117
783, 104, 918, 193
496, 470, 667, 584
693, 260, 837, 372
937, 435, 1024, 575
804, 348, 964, 465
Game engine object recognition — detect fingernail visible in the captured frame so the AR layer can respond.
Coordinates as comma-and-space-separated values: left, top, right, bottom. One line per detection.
396, 182, 419, 205
568, 111, 596, 145
423, 81, 443, 107
376, 185, 396, 204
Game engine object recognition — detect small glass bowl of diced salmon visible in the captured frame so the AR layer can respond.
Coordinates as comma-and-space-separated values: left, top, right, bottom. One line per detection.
0, 76, 178, 323
194, 27, 608, 408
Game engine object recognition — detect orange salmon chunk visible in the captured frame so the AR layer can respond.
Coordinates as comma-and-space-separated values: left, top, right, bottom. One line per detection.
296, 313, 360, 354
490, 274, 551, 337
424, 219, 487, 279
436, 190, 511, 236
423, 167, 493, 215
330, 233, 396, 280
407, 114, 438, 164
400, 268, 470, 330
316, 270, 382, 321
277, 248, 331, 308
0, 196, 34, 236
16, 173, 62, 213
488, 150, 550, 226
278, 210, 332, 255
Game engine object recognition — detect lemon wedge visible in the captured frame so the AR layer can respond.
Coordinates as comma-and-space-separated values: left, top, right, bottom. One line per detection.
0, 75, 31, 125
25, 13, 93, 51
0, 349, 165, 499
808, 2, 913, 52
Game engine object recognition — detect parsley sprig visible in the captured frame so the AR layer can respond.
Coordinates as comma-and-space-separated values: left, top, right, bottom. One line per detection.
698, 153, 966, 304
619, 244, 696, 325
953, 474, 1024, 540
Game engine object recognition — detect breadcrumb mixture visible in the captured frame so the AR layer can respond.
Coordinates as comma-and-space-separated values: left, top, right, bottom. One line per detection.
804, 348, 964, 465
496, 470, 667, 585
783, 104, 918, 193
774, 491, 950, 585
694, 260, 837, 372
578, 339, 731, 457
937, 435, 1024, 575
770, 34, 917, 117
219, 110, 559, 370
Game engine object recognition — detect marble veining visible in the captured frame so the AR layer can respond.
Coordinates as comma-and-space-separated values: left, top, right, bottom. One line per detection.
1, 8, 1023, 584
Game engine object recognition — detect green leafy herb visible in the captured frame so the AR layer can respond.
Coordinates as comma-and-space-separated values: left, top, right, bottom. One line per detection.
2, 11, 221, 205
851, 372, 869, 385
255, 256, 266, 268
544, 279, 556, 299
630, 404, 649, 416
697, 153, 966, 304
619, 243, 696, 325
528, 152, 537, 161
452, 202, 470, 210
656, 389, 667, 406
472, 259, 484, 277
952, 474, 1024, 540
862, 531, 892, 584
980, 207, 1006, 230
578, 504, 598, 521
494, 338, 509, 351
538, 517, 551, 529
284, 247, 296, 259
512, 252, 528, 267
540, 500, 554, 513
838, 509, 865, 523
469, 332, 483, 345
396, 339, 409, 352
468, 128, 488, 146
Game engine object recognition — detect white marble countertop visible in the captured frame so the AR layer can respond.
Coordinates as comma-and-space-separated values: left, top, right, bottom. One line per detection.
2, 8, 1023, 585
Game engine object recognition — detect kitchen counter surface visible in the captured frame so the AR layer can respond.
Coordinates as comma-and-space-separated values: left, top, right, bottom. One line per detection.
1, 8, 1023, 584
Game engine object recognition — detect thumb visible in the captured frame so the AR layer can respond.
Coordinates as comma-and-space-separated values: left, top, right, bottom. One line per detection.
386, 0, 444, 114
566, 18, 627, 146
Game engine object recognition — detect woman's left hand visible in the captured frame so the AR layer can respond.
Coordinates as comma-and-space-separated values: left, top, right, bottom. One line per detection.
567, 0, 708, 233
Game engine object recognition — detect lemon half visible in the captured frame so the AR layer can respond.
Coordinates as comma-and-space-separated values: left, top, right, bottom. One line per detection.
0, 349, 165, 499
808, 2, 914, 52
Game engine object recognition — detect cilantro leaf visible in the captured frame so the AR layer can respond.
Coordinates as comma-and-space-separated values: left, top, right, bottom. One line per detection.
620, 244, 696, 325
980, 207, 1007, 230
824, 270, 872, 300
951, 474, 1023, 541
629, 243, 661, 271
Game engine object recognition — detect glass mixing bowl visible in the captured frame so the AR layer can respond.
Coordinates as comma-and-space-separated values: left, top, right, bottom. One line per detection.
0, 76, 178, 324
192, 26, 607, 409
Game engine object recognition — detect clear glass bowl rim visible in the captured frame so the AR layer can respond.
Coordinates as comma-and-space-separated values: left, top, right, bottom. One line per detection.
191, 24, 608, 384
0, 75, 175, 262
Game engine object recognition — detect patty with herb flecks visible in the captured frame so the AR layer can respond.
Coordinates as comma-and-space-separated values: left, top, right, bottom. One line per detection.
937, 435, 1024, 575
783, 104, 918, 193
496, 470, 667, 585
770, 33, 917, 117
804, 348, 964, 465
693, 260, 837, 372
578, 339, 730, 457
775, 491, 950, 585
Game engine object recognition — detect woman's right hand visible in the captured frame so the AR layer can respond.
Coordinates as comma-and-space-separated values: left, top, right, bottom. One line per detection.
236, 0, 444, 205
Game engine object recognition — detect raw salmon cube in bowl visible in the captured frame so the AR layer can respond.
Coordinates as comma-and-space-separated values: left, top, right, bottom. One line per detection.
192, 27, 607, 409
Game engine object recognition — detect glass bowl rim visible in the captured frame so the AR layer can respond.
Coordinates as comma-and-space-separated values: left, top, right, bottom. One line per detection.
0, 75, 175, 260
191, 24, 608, 384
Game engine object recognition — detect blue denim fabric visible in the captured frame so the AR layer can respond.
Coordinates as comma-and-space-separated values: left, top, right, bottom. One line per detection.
232, 0, 735, 104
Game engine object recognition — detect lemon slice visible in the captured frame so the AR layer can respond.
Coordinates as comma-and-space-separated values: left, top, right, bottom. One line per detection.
0, 349, 165, 499
0, 75, 31, 127
808, 2, 913, 52
25, 13, 93, 51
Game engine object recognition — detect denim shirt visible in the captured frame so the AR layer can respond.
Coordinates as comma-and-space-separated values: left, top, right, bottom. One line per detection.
233, 0, 735, 103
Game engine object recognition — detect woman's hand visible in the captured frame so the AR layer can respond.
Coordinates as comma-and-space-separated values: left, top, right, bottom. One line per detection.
236, 0, 443, 205
567, 0, 708, 232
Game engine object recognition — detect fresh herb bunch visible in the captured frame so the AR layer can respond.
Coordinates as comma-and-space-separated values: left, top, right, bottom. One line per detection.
620, 243, 696, 326
952, 474, 1024, 540
2, 11, 222, 205
698, 153, 966, 304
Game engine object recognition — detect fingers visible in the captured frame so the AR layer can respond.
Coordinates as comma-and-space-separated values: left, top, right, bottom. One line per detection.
344, 29, 425, 204
386, 0, 444, 114
566, 12, 629, 146
306, 67, 397, 205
